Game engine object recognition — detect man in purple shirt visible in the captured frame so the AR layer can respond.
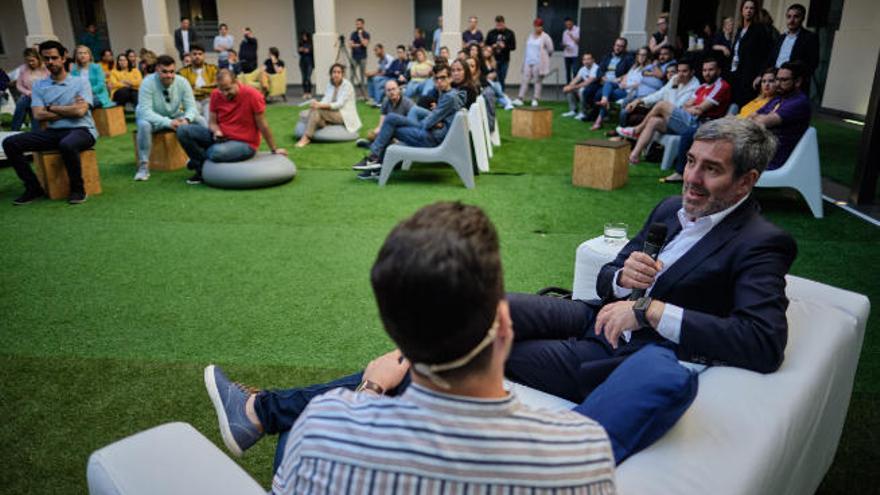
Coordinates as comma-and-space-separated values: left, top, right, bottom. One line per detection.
750, 61, 811, 170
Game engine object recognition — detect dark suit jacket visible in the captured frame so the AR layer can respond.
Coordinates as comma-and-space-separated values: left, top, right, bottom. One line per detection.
766, 28, 819, 77
174, 28, 199, 58
598, 52, 634, 81
595, 195, 797, 373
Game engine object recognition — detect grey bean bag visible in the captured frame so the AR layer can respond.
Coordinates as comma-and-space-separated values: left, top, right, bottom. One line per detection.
293, 121, 359, 142
202, 152, 296, 189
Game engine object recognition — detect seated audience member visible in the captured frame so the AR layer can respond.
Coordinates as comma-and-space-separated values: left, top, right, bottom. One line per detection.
127, 49, 140, 74
358, 79, 414, 147
593, 37, 634, 121
259, 46, 285, 94
561, 53, 599, 119
404, 48, 434, 98
109, 53, 143, 107
98, 49, 115, 76
616, 59, 699, 141
2, 40, 97, 205
295, 63, 361, 148
384, 45, 410, 91
71, 45, 114, 108
139, 50, 157, 75
481, 45, 514, 110
438, 46, 451, 60
749, 61, 811, 170
465, 55, 499, 131
226, 49, 242, 75
637, 45, 675, 98
204, 202, 617, 493
412, 27, 427, 51
134, 54, 204, 181
10, 48, 49, 131
763, 4, 819, 85
350, 63, 465, 180
451, 58, 479, 108
178, 44, 218, 121
365, 44, 395, 106
738, 68, 777, 118
176, 69, 287, 185
181, 52, 192, 68
622, 57, 730, 165
595, 46, 651, 129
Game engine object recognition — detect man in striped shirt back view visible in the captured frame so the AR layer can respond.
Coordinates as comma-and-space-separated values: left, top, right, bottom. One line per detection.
205, 202, 616, 494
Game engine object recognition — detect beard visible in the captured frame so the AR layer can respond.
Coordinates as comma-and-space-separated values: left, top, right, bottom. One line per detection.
681, 182, 737, 218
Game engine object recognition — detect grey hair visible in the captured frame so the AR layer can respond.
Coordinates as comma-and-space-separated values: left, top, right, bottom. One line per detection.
694, 116, 778, 176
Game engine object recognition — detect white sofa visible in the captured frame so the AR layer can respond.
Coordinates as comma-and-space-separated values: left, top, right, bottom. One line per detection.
87, 241, 869, 495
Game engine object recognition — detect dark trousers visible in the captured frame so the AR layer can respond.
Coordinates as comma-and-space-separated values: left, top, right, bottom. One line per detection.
496, 60, 510, 91
580, 82, 602, 113
299, 61, 313, 94
112, 87, 138, 107
564, 56, 578, 83
2, 128, 96, 194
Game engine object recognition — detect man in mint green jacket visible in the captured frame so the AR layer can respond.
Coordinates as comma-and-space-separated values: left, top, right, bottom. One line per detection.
134, 54, 205, 181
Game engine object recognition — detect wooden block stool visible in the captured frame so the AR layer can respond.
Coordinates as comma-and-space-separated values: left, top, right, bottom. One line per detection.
511, 107, 553, 139
132, 129, 188, 171
34, 149, 102, 199
572, 139, 629, 191
93, 106, 127, 137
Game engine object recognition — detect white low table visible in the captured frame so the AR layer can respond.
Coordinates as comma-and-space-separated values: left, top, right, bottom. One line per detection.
0, 131, 23, 161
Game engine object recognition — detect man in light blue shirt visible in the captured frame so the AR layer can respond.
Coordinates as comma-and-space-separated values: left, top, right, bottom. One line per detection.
133, 54, 205, 181
2, 40, 97, 205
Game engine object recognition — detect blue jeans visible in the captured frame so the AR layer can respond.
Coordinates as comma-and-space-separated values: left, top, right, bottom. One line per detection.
564, 57, 578, 83
11, 95, 33, 131
580, 82, 601, 112
176, 123, 255, 173
136, 116, 207, 165
496, 60, 510, 90
489, 81, 511, 107
404, 80, 429, 98
666, 107, 699, 135
370, 112, 436, 160
406, 105, 430, 123
368, 76, 389, 102
598, 82, 628, 119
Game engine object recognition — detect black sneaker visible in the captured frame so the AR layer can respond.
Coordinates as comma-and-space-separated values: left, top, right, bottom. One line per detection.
356, 170, 380, 181
186, 173, 203, 185
355, 138, 371, 149
352, 155, 381, 171
12, 188, 46, 206
68, 191, 88, 205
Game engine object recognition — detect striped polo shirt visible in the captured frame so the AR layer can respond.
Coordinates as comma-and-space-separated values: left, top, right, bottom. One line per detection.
272, 383, 616, 494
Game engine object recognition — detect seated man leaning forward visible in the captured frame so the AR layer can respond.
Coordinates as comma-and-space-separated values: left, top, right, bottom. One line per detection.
134, 54, 205, 181
2, 40, 97, 205
205, 202, 617, 493
356, 78, 414, 148
350, 63, 463, 180
176, 69, 287, 185
295, 63, 361, 148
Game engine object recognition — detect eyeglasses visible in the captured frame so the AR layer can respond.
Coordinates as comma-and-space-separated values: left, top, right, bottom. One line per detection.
434, 75, 448, 81
775, 76, 793, 82
162, 89, 171, 103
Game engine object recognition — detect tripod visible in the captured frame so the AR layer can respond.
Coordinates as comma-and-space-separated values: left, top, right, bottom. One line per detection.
336, 34, 369, 100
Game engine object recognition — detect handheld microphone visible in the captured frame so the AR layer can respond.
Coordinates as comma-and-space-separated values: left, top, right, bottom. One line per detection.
629, 222, 668, 300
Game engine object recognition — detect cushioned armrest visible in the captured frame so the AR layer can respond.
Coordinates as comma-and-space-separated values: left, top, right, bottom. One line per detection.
87, 422, 264, 495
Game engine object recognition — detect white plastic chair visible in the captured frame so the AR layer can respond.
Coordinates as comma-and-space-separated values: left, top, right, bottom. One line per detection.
379, 111, 475, 188
756, 126, 823, 218
467, 102, 490, 172
476, 95, 493, 159
651, 132, 681, 171
490, 117, 500, 147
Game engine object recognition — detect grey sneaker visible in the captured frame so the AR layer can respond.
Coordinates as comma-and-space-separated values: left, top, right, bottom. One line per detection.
204, 365, 264, 457
134, 164, 150, 181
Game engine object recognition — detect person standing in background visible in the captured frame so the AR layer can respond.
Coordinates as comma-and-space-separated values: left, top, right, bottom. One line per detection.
77, 23, 103, 60
561, 17, 580, 83
298, 32, 314, 101
512, 19, 553, 107
462, 16, 484, 47
239, 27, 259, 74
432, 16, 443, 57
485, 15, 516, 91
214, 24, 235, 69
174, 17, 199, 61
349, 18, 371, 87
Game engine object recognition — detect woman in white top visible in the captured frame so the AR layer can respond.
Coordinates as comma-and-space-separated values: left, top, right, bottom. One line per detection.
296, 63, 362, 148
593, 47, 651, 129
512, 18, 554, 107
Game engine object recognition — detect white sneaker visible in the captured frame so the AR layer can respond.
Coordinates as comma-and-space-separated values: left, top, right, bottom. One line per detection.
134, 164, 150, 181
531, 100, 539, 107
511, 98, 524, 107
504, 103, 514, 111
561, 111, 576, 117
574, 112, 586, 120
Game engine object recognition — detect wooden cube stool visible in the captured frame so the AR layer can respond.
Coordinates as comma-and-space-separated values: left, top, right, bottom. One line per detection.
93, 106, 127, 137
132, 129, 188, 171
511, 107, 553, 139
572, 139, 629, 191
34, 149, 102, 199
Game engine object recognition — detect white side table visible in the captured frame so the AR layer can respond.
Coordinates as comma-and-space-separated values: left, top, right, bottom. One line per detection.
572, 236, 627, 300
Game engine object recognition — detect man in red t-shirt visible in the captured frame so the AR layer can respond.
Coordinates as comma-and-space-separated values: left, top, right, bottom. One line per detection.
176, 69, 287, 184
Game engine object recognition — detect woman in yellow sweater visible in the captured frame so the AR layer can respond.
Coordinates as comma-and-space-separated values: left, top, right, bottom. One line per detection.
738, 68, 777, 118
109, 53, 143, 107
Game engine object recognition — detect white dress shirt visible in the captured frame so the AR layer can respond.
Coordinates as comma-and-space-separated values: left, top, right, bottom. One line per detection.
613, 194, 750, 343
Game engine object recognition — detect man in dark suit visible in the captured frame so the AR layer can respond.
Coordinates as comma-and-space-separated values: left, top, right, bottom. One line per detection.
763, 4, 819, 83
504, 116, 797, 403
174, 17, 199, 61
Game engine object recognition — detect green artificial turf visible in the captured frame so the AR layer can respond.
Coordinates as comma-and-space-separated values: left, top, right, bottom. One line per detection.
0, 102, 877, 493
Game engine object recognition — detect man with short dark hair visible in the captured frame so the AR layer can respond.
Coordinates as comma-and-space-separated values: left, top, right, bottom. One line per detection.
174, 17, 199, 61
204, 202, 617, 493
561, 17, 580, 83
178, 44, 219, 122
364, 43, 394, 106
213, 23, 235, 69
384, 45, 410, 88
561, 53, 598, 119
462, 16, 483, 47
749, 61, 811, 170
485, 15, 516, 90
2, 40, 97, 205
763, 4, 819, 84
176, 69, 286, 184
134, 54, 204, 181
349, 18, 370, 86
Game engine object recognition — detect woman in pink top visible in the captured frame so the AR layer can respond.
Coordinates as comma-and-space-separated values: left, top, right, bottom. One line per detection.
11, 48, 49, 131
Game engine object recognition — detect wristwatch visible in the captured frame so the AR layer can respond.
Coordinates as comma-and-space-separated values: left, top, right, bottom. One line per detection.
355, 379, 385, 395
633, 296, 653, 329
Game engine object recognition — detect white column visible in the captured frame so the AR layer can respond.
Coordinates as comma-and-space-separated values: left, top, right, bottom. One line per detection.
440, 0, 462, 53
621, 0, 649, 49
313, 0, 338, 96
141, 0, 175, 59
23, 0, 58, 46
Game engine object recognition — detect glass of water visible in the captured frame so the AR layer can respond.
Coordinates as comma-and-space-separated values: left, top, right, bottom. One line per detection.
604, 222, 628, 245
